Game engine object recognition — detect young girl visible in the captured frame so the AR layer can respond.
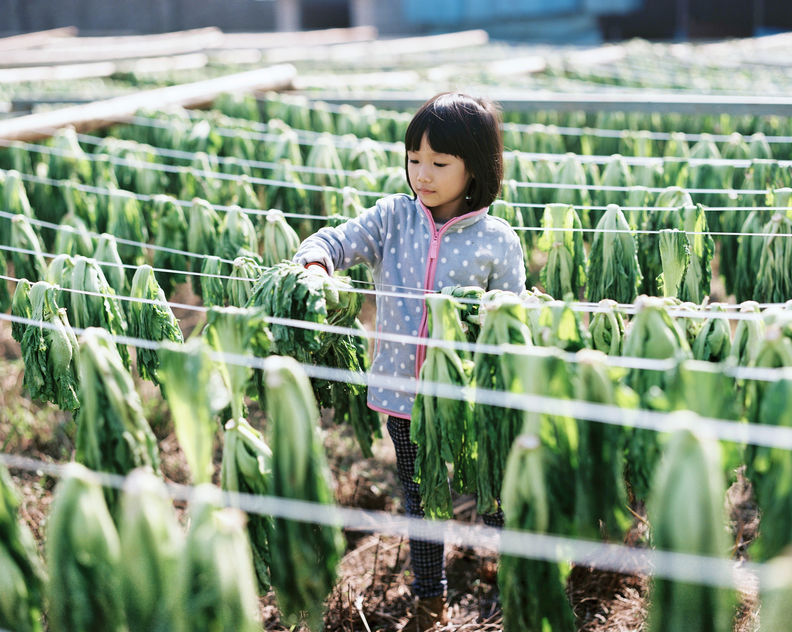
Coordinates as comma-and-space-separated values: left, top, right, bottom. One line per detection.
294, 92, 526, 629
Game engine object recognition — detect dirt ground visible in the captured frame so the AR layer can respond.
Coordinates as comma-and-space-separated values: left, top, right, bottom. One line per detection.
0, 288, 762, 632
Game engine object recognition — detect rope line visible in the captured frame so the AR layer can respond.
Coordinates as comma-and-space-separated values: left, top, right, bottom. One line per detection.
0, 451, 763, 590
2, 310, 792, 448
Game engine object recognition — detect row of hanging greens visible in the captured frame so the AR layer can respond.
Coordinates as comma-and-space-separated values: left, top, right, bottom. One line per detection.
3, 143, 792, 308
219, 91, 792, 158
0, 318, 343, 632
8, 254, 380, 458
413, 289, 792, 632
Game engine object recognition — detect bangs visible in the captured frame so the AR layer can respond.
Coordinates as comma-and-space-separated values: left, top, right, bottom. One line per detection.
404, 96, 471, 158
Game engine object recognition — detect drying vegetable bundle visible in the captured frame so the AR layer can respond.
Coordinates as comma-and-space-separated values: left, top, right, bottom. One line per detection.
585, 204, 642, 303
69, 255, 130, 367
0, 465, 46, 632
537, 203, 586, 301
264, 356, 344, 631
46, 463, 126, 632
127, 264, 184, 383
646, 425, 735, 632
221, 417, 274, 593
75, 327, 160, 514
119, 469, 184, 632
499, 434, 574, 632
473, 291, 534, 515
178, 486, 261, 632
158, 339, 228, 485
411, 294, 475, 519
19, 281, 80, 412
623, 297, 691, 500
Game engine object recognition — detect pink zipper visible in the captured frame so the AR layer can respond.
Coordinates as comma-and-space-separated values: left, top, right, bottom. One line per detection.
413, 200, 486, 376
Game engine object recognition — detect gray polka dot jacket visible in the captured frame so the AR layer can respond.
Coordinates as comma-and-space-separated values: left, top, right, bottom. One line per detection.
293, 193, 526, 419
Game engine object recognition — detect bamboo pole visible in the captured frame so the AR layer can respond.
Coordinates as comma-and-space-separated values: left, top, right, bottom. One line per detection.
0, 28, 223, 67
0, 64, 296, 142
0, 54, 208, 86
0, 26, 77, 52
297, 90, 792, 117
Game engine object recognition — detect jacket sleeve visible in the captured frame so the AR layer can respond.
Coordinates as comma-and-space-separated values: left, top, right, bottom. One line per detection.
293, 200, 387, 274
488, 228, 527, 293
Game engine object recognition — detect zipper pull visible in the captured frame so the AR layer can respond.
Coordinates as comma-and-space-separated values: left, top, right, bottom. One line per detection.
428, 232, 440, 261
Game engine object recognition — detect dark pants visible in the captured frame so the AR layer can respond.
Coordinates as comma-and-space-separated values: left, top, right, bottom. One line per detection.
386, 416, 504, 599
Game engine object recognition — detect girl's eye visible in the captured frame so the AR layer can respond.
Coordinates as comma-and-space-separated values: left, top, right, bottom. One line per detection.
408, 159, 419, 164
434, 163, 447, 167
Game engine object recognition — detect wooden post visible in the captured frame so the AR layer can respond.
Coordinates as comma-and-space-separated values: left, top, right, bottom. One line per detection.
350, 0, 376, 28
0, 64, 296, 142
275, 0, 301, 32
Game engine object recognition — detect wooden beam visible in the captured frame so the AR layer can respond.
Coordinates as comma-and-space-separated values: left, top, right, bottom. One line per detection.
0, 64, 296, 142
0, 54, 209, 86
216, 26, 377, 50
0, 26, 77, 52
0, 28, 223, 67
263, 29, 489, 63
297, 90, 792, 117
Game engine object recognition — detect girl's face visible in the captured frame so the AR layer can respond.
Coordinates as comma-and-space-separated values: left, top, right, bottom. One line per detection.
407, 132, 472, 222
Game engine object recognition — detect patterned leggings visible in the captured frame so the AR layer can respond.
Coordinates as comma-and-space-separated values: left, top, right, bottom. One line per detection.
386, 416, 504, 599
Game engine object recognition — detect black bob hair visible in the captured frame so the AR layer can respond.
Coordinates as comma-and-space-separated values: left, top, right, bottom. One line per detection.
404, 92, 504, 212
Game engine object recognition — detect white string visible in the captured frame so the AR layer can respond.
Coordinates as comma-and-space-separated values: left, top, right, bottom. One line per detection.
0, 450, 763, 590
242, 94, 792, 145
2, 139, 781, 206
503, 120, 792, 144
2, 167, 339, 223
2, 303, 792, 435
0, 209, 238, 265
113, 110, 792, 169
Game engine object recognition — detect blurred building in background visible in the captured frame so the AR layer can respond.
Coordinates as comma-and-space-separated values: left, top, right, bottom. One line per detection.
0, 0, 789, 42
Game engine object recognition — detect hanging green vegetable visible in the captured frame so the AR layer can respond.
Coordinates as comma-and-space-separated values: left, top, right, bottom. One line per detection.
151, 195, 188, 296
411, 294, 475, 519
646, 425, 736, 632
226, 255, 262, 308
69, 255, 130, 367
622, 297, 691, 500
573, 350, 635, 539
0, 465, 47, 632
219, 205, 259, 261
203, 305, 273, 422
265, 356, 345, 631
679, 204, 714, 304
589, 299, 625, 356
657, 228, 689, 298
106, 189, 148, 265
159, 339, 228, 485
692, 304, 732, 362
178, 486, 261, 632
221, 417, 274, 594
260, 208, 301, 267
639, 187, 691, 296
195, 256, 225, 308
187, 198, 221, 294
75, 327, 160, 514
10, 278, 32, 344
473, 291, 534, 515
10, 214, 47, 283
127, 265, 184, 383
585, 204, 642, 303
753, 213, 792, 303
20, 281, 80, 412
46, 463, 126, 632
94, 233, 128, 297
119, 468, 184, 632
537, 203, 586, 301
499, 434, 575, 632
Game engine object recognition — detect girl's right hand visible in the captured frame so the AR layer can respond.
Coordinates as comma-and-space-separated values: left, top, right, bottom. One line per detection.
305, 262, 330, 275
